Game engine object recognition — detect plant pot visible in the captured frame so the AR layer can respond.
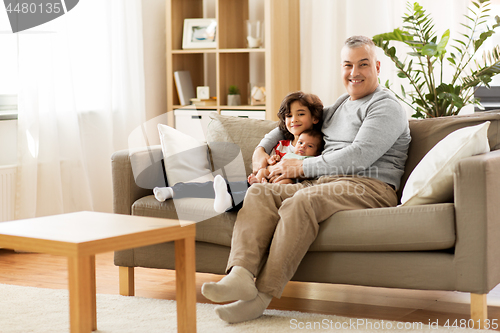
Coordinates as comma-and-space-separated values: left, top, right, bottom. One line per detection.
227, 94, 241, 106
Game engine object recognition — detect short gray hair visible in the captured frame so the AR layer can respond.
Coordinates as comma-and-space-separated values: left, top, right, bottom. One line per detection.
344, 35, 375, 49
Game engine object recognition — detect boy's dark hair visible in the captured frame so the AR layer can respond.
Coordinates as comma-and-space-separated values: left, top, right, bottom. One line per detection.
277, 91, 324, 141
300, 128, 325, 155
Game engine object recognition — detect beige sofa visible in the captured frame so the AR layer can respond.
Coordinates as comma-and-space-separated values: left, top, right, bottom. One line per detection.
112, 111, 500, 324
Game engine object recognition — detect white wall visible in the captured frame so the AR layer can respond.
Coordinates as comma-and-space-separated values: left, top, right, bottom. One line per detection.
142, 0, 167, 122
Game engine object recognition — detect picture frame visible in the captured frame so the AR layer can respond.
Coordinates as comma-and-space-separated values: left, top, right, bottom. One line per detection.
182, 19, 217, 49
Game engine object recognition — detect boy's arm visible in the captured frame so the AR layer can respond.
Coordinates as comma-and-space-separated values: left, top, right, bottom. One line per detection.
252, 127, 284, 173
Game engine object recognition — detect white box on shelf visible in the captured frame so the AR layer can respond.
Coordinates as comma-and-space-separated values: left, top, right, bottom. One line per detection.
221, 110, 266, 120
174, 109, 216, 142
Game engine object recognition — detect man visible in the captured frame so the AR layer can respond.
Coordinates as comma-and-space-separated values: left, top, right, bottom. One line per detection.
201, 35, 411, 323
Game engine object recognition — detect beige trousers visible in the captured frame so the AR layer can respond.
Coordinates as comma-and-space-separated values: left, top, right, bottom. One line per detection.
227, 176, 398, 298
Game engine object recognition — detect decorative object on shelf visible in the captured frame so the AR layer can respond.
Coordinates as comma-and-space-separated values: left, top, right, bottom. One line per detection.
182, 18, 217, 49
173, 70, 195, 106
190, 97, 217, 107
196, 86, 210, 100
373, 0, 500, 119
249, 83, 266, 106
227, 85, 241, 106
246, 20, 263, 48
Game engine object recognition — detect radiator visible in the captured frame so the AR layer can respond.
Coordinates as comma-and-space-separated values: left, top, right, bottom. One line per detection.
0, 165, 16, 222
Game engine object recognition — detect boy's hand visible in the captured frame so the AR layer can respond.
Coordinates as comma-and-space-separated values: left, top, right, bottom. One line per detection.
252, 147, 270, 174
267, 155, 280, 165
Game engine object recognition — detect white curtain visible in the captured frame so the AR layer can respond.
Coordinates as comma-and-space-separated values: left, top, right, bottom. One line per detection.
300, 0, 473, 114
15, 0, 146, 219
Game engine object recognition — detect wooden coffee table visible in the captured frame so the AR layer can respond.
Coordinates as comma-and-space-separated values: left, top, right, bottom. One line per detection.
0, 211, 196, 333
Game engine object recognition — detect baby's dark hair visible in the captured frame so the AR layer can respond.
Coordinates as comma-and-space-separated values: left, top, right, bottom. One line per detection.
299, 128, 325, 155
277, 91, 324, 141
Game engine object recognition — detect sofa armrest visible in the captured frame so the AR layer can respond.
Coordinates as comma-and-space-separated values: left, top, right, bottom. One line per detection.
111, 147, 165, 215
454, 149, 500, 293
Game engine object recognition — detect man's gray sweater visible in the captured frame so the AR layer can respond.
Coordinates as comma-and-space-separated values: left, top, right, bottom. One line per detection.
258, 86, 411, 190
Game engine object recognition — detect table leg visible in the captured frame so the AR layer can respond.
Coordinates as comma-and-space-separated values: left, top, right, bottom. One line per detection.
175, 236, 196, 333
119, 266, 135, 296
68, 255, 96, 333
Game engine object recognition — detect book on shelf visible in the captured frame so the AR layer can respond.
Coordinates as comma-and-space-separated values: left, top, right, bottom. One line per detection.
190, 97, 217, 107
174, 70, 195, 106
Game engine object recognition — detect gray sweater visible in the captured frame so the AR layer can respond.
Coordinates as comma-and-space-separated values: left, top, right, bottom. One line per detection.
258, 86, 411, 190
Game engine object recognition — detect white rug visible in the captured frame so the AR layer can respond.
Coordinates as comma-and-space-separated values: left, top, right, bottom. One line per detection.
0, 284, 491, 333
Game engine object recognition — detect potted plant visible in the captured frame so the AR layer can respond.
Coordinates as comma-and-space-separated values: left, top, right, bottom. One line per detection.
227, 85, 241, 106
373, 0, 500, 118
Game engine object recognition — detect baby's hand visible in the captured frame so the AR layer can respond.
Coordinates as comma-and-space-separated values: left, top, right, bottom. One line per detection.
248, 173, 260, 185
267, 155, 280, 165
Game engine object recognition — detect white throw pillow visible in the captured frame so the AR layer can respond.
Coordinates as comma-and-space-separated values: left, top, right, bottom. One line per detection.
401, 121, 490, 206
157, 124, 214, 186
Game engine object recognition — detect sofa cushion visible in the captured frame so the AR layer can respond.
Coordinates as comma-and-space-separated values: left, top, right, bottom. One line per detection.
158, 124, 214, 186
133, 196, 455, 252
400, 110, 500, 199
132, 196, 237, 247
206, 113, 278, 176
401, 122, 490, 206
309, 203, 455, 252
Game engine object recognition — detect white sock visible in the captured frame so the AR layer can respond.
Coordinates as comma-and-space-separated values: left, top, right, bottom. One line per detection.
215, 292, 273, 323
201, 266, 257, 303
213, 175, 233, 213
153, 187, 173, 202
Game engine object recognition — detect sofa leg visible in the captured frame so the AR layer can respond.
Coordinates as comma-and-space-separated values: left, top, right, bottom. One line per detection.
470, 293, 487, 329
119, 266, 135, 296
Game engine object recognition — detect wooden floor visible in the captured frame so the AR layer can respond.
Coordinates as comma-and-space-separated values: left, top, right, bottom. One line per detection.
1, 249, 499, 330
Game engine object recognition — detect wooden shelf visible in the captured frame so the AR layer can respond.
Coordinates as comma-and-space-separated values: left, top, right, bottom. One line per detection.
170, 49, 217, 54
166, 0, 300, 125
218, 48, 265, 53
173, 105, 266, 111
171, 48, 265, 54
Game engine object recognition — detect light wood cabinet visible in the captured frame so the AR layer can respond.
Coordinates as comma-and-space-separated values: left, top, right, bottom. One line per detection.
165, 0, 300, 126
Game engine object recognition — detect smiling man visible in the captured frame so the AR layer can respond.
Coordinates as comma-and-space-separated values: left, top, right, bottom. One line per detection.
341, 38, 381, 100
201, 36, 412, 324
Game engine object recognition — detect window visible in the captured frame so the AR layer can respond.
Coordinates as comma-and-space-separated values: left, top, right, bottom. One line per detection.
474, 3, 500, 111
0, 8, 18, 120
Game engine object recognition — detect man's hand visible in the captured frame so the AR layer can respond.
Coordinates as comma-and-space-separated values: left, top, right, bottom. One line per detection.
252, 147, 271, 174
267, 159, 304, 183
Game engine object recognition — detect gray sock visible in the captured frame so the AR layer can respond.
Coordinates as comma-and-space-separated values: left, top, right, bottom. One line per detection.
201, 266, 257, 303
215, 292, 273, 323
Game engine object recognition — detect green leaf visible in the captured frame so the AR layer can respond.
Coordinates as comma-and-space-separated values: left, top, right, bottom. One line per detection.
464, 14, 475, 22
475, 30, 495, 51
436, 30, 450, 55
373, 28, 407, 44
422, 43, 438, 56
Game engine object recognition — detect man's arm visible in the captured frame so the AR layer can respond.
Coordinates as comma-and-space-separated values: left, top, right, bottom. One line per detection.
303, 99, 407, 178
257, 127, 283, 154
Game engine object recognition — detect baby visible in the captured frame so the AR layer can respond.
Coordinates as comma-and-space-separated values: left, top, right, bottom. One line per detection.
249, 129, 324, 185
